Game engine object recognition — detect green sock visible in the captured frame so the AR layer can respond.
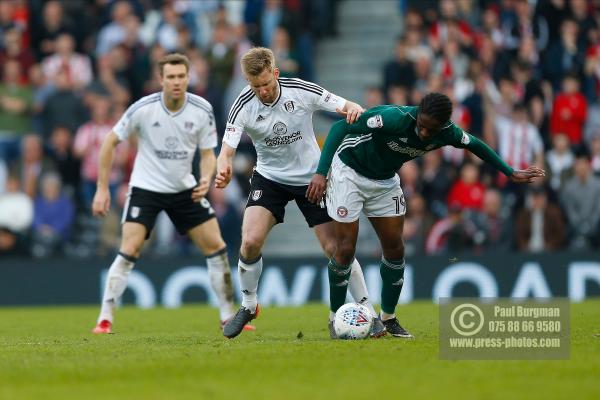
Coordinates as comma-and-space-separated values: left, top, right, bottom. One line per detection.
328, 259, 352, 313
380, 258, 405, 315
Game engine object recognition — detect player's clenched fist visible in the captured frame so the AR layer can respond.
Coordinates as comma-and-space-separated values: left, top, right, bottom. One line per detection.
215, 165, 232, 188
306, 174, 327, 204
92, 188, 110, 217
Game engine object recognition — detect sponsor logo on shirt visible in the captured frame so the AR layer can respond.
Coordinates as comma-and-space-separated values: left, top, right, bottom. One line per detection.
284, 101, 295, 113
367, 115, 383, 128
387, 141, 401, 151
165, 136, 179, 150
156, 137, 187, 159
185, 121, 194, 130
152, 121, 161, 127
256, 114, 266, 122
386, 141, 427, 157
273, 122, 288, 135
265, 131, 302, 147
155, 150, 189, 160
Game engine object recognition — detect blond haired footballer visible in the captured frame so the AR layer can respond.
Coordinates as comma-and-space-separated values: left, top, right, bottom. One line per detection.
216, 47, 385, 339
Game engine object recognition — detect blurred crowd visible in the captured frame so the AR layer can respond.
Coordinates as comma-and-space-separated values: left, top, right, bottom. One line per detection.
362, 0, 600, 257
0, 0, 599, 259
0, 0, 336, 257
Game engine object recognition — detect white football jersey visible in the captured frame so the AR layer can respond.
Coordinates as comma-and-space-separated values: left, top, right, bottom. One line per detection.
223, 77, 346, 186
113, 92, 217, 193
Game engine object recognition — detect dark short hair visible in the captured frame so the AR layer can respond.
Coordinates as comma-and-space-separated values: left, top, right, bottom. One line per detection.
157, 53, 190, 76
574, 144, 591, 160
419, 92, 453, 125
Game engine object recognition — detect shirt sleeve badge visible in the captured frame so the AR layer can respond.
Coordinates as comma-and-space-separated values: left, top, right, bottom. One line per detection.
367, 115, 383, 128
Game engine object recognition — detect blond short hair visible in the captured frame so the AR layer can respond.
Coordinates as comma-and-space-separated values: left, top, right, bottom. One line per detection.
241, 47, 276, 77
157, 53, 190, 76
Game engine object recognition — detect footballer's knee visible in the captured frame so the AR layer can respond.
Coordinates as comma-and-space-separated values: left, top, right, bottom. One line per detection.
321, 238, 337, 259
382, 241, 405, 261
119, 244, 142, 259
240, 235, 264, 260
334, 242, 356, 266
119, 238, 143, 258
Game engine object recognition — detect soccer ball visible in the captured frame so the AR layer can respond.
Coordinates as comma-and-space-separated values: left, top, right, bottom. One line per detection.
334, 303, 374, 340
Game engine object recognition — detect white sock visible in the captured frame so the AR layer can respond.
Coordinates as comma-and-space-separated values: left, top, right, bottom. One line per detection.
238, 255, 263, 313
206, 248, 235, 321
98, 253, 136, 323
348, 258, 378, 318
381, 312, 396, 321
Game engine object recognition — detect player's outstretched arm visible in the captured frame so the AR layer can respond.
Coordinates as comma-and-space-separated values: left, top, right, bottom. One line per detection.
92, 131, 120, 217
336, 100, 365, 124
461, 133, 546, 183
215, 143, 236, 189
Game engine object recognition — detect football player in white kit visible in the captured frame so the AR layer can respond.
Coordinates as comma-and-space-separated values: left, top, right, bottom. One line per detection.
215, 47, 386, 339
91, 54, 250, 334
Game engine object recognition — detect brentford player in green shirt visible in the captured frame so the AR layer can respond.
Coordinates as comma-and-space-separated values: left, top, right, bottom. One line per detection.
306, 93, 545, 338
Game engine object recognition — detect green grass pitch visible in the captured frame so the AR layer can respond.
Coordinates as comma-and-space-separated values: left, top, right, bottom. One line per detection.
0, 300, 598, 400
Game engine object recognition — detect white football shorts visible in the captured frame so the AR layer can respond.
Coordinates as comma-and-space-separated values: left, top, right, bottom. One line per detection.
326, 154, 406, 222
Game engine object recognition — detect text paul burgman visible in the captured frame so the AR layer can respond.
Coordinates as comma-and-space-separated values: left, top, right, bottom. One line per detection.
494, 305, 561, 318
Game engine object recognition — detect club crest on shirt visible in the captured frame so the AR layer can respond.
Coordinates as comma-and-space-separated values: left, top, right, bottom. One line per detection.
367, 115, 383, 128
337, 206, 348, 218
284, 101, 295, 113
165, 136, 179, 149
273, 122, 288, 136
130, 206, 140, 218
185, 121, 194, 130
251, 190, 262, 201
